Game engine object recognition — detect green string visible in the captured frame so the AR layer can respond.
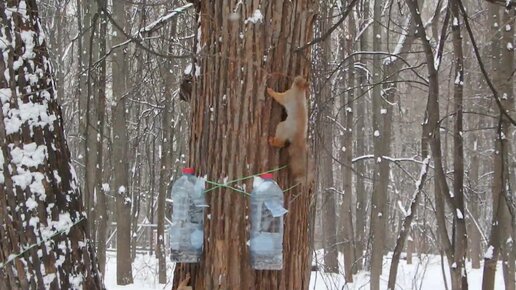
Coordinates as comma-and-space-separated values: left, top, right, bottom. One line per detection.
204, 179, 251, 196
202, 165, 288, 196
283, 182, 300, 193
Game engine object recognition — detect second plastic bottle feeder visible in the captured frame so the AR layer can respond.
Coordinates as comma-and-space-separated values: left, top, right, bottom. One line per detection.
250, 173, 288, 270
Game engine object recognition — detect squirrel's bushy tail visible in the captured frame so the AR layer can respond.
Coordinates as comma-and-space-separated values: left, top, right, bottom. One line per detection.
288, 137, 313, 185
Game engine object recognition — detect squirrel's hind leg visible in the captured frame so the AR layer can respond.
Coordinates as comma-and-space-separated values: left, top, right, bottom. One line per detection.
269, 121, 289, 148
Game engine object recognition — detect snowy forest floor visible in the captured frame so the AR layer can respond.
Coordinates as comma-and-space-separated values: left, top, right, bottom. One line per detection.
104, 251, 504, 290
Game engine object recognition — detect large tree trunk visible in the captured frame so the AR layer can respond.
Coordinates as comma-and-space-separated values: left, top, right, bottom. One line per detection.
482, 5, 515, 290
369, 0, 391, 288
83, 0, 99, 247
463, 1, 482, 271
450, 1, 468, 288
460, 0, 483, 271
155, 91, 170, 283
0, 1, 103, 289
94, 0, 108, 276
498, 8, 515, 289
112, 0, 133, 284
354, 0, 369, 273
339, 9, 355, 282
75, 0, 86, 194
156, 19, 179, 283
317, 1, 338, 274
173, 1, 316, 289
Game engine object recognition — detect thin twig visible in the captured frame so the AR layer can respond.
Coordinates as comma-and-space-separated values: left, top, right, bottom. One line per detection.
94, 0, 192, 60
458, 0, 516, 126
296, 0, 359, 51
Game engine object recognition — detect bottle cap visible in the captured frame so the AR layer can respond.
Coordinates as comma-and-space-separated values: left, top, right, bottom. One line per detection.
182, 168, 195, 175
260, 173, 273, 179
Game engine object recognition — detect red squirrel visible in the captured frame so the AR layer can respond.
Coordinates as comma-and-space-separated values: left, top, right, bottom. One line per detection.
267, 76, 312, 185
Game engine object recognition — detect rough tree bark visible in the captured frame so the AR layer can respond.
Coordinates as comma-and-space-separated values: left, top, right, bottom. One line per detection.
0, 0, 103, 289
173, 1, 316, 289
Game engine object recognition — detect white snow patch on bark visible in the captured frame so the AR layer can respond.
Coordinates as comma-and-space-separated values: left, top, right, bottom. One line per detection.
484, 245, 495, 259
245, 9, 263, 24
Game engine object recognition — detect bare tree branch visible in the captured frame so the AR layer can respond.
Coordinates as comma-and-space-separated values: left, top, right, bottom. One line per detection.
295, 0, 359, 51
458, 0, 516, 126
95, 0, 192, 60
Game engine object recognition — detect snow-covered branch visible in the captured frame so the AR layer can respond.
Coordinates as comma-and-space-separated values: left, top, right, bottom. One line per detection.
138, 3, 194, 36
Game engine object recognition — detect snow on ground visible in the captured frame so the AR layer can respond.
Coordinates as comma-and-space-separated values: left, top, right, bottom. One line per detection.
310, 250, 505, 290
105, 251, 505, 290
105, 252, 175, 290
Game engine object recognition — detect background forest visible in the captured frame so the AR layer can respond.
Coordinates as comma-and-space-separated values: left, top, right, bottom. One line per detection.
0, 0, 515, 289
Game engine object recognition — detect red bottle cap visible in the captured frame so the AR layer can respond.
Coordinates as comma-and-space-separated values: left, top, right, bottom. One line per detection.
260, 173, 273, 179
182, 168, 195, 175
